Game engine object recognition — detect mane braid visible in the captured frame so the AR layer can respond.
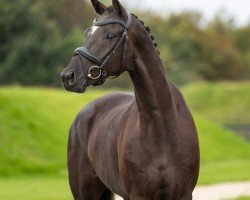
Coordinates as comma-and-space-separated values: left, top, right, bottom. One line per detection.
132, 14, 160, 55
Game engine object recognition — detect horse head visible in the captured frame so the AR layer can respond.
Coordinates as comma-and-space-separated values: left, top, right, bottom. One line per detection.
61, 0, 135, 93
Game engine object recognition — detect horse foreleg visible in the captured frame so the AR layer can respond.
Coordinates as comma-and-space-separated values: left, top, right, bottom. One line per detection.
68, 125, 109, 200
100, 189, 114, 200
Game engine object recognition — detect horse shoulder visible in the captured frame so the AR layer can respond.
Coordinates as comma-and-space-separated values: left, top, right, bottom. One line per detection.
70, 92, 134, 143
168, 82, 193, 117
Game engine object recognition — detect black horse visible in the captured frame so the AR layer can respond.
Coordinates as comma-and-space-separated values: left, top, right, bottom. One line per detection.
61, 0, 200, 199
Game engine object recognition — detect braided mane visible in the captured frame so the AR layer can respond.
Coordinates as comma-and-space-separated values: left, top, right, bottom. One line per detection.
132, 14, 160, 55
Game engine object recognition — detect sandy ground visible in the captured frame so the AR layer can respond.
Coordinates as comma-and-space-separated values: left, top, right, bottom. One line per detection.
114, 181, 250, 200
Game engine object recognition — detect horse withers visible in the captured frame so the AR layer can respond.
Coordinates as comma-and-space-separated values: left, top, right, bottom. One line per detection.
60, 0, 200, 199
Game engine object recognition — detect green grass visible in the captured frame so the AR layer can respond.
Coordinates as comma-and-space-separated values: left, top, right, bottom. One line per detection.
1, 177, 250, 200
0, 87, 108, 177
0, 84, 249, 185
226, 197, 250, 200
235, 197, 250, 200
195, 115, 250, 184
0, 177, 71, 200
183, 81, 250, 124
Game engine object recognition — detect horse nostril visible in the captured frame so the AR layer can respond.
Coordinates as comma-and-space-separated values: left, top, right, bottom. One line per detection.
66, 71, 76, 86
61, 71, 76, 87
65, 71, 74, 79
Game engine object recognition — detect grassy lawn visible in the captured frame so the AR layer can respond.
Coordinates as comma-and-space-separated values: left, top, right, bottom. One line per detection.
236, 197, 250, 200
0, 177, 71, 200
1, 177, 250, 200
183, 81, 250, 124
195, 115, 250, 184
0, 87, 109, 176
227, 197, 250, 200
0, 83, 249, 187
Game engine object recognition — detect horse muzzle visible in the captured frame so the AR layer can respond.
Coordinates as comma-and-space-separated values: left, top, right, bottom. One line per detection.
60, 69, 87, 93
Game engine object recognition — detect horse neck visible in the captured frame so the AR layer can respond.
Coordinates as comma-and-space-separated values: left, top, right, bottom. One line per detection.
129, 28, 176, 122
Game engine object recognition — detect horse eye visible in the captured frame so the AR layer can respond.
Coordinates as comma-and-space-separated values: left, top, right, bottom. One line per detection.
107, 32, 115, 39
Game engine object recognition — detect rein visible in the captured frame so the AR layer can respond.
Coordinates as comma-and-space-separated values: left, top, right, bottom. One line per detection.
74, 11, 132, 86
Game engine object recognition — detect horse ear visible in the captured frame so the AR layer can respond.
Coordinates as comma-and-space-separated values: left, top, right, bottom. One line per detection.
90, 0, 107, 15
112, 0, 127, 18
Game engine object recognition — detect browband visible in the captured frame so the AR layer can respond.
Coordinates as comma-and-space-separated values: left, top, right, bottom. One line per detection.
93, 10, 132, 29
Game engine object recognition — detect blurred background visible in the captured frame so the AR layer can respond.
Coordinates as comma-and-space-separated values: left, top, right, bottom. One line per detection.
0, 0, 249, 199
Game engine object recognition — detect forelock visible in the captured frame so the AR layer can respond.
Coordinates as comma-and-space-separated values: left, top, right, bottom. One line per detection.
106, 6, 116, 13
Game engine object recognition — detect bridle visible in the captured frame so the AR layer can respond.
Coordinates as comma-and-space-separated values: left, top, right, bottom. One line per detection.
74, 11, 132, 86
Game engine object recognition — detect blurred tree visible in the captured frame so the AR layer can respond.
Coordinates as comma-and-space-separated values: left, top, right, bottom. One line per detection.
233, 25, 250, 79
202, 17, 244, 80
0, 0, 249, 87
143, 11, 245, 84
44, 0, 94, 35
0, 0, 92, 86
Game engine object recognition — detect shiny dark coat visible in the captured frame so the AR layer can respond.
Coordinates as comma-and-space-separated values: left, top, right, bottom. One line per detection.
61, 1, 200, 199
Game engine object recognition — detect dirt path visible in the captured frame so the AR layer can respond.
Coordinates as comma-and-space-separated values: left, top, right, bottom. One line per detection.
114, 182, 250, 200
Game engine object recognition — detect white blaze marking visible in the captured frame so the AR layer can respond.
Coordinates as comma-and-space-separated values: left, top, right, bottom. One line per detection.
91, 26, 99, 35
